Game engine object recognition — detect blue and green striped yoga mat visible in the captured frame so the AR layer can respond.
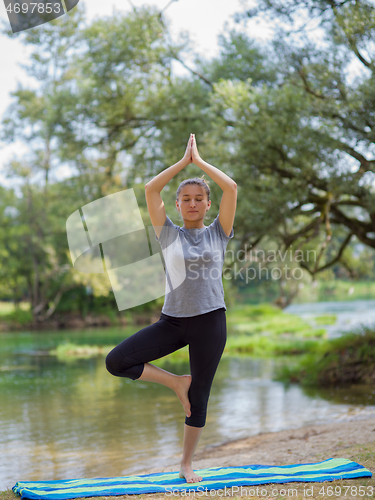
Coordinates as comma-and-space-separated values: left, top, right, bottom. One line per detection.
13, 458, 372, 499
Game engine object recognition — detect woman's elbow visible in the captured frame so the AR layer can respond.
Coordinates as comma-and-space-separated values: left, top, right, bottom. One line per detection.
145, 181, 157, 192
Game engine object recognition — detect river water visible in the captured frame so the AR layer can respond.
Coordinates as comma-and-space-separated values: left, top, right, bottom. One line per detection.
1, 300, 375, 490
285, 298, 375, 338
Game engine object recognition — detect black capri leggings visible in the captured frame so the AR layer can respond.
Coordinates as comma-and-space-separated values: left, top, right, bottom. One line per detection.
105, 307, 227, 428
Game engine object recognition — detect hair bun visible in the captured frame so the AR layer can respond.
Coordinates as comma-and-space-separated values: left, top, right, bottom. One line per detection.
199, 174, 210, 185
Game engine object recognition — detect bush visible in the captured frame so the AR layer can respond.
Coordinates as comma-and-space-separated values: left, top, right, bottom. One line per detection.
2, 309, 33, 326
275, 326, 375, 386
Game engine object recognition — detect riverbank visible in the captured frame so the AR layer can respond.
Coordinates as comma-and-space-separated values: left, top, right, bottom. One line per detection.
98, 414, 375, 499
2, 283, 375, 332
0, 310, 161, 332
175, 414, 375, 474
3, 415, 375, 500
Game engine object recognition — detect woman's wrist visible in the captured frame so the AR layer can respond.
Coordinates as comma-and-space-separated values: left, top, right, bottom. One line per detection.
192, 155, 202, 166
180, 156, 191, 169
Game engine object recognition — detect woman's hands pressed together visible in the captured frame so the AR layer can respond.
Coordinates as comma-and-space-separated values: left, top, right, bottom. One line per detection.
191, 134, 201, 163
181, 133, 237, 238
182, 133, 202, 166
182, 134, 194, 165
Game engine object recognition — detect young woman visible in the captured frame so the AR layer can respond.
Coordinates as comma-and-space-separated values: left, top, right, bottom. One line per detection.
106, 133, 237, 483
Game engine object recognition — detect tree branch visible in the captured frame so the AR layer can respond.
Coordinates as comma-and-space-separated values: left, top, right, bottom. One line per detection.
169, 52, 214, 88
348, 39, 372, 69
300, 230, 354, 275
297, 68, 327, 99
330, 205, 375, 248
282, 216, 322, 249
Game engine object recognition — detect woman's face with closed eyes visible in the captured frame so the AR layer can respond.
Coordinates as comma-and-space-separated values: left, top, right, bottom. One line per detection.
176, 185, 211, 228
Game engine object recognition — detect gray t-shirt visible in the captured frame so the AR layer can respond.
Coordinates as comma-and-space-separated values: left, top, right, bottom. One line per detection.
155, 214, 234, 317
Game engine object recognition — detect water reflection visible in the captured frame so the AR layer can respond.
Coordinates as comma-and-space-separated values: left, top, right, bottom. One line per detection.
1, 325, 375, 490
206, 357, 375, 443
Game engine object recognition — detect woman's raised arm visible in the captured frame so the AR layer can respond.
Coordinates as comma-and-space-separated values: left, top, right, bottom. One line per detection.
145, 134, 193, 238
191, 135, 237, 237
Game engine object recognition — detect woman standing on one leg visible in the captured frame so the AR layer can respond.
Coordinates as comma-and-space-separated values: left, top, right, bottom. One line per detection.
106, 133, 237, 483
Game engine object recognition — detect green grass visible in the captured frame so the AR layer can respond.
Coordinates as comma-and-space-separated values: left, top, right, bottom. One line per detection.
227, 303, 326, 336
50, 343, 115, 361
224, 303, 327, 356
3, 309, 33, 326
1, 490, 16, 500
225, 335, 320, 356
314, 314, 337, 325
19, 304, 370, 368
46, 303, 328, 362
0, 301, 30, 315
0, 301, 33, 327
275, 326, 375, 386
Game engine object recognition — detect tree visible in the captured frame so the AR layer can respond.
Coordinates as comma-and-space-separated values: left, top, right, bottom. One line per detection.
2, 0, 375, 316
197, 0, 375, 283
0, 3, 191, 319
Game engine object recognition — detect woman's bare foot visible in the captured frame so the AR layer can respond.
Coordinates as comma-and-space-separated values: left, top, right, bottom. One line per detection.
174, 374, 192, 417
179, 464, 202, 483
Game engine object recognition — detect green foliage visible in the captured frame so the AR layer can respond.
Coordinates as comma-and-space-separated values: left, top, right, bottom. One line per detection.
0, 489, 17, 500
50, 342, 114, 361
276, 327, 375, 386
228, 302, 281, 320
55, 286, 118, 318
227, 303, 326, 336
46, 304, 326, 363
225, 303, 326, 355
0, 301, 29, 315
209, 0, 375, 288
205, 30, 277, 85
1, 0, 375, 315
1, 308, 33, 326
314, 315, 337, 325
226, 334, 319, 356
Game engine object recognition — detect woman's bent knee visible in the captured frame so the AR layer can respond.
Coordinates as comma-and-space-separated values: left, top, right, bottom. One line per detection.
105, 348, 144, 380
105, 349, 121, 376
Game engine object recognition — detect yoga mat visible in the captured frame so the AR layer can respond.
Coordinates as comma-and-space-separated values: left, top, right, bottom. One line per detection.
13, 458, 372, 499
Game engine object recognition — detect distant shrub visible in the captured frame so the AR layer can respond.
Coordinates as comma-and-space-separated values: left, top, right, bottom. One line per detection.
275, 326, 375, 386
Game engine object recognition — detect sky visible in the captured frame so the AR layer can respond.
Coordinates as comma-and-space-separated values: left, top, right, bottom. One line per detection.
0, 0, 273, 188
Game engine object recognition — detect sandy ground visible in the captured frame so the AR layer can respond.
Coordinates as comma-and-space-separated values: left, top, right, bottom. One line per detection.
193, 417, 375, 469
137, 413, 375, 475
